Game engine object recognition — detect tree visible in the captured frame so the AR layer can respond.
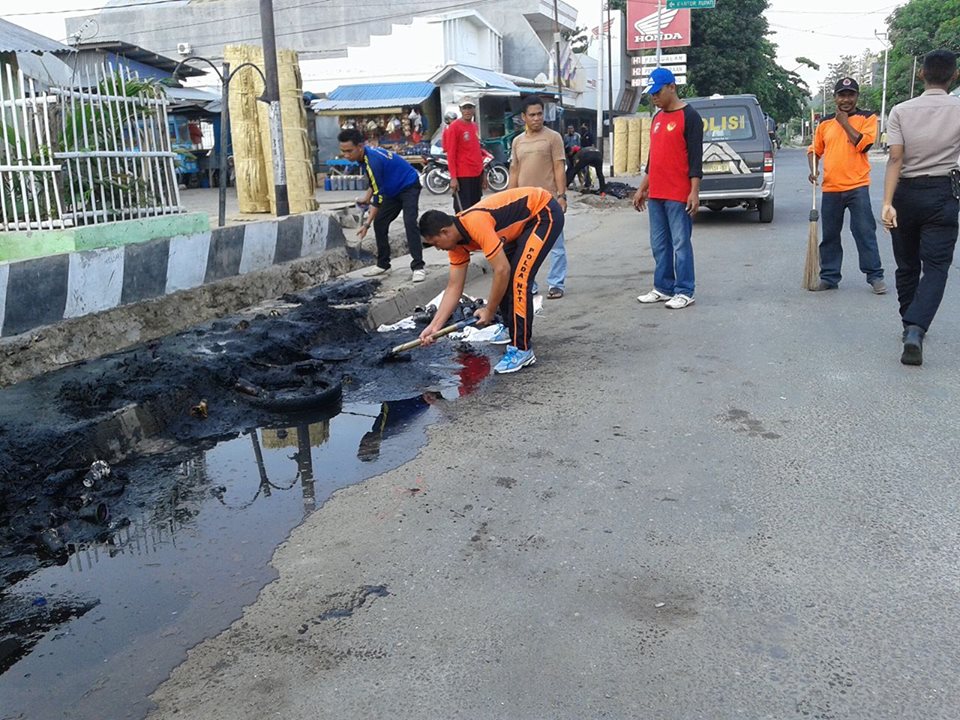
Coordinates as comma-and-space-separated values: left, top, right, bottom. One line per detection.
684, 0, 809, 123
883, 0, 960, 106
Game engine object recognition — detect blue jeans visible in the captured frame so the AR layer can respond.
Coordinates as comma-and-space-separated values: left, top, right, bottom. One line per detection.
648, 199, 695, 297
819, 185, 883, 286
545, 231, 566, 291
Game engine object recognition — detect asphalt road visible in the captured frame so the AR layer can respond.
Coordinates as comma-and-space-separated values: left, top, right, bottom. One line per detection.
148, 149, 960, 720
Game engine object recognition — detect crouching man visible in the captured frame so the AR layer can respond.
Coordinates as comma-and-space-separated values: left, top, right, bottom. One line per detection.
418, 187, 563, 374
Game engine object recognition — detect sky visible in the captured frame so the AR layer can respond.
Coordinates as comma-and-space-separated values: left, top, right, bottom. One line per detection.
4, 0, 904, 89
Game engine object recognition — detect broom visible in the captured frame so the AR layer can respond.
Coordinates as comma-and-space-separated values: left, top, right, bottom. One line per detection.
803, 151, 821, 290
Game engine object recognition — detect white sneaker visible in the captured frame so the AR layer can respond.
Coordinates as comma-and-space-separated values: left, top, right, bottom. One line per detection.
411, 269, 426, 283
637, 289, 671, 303
665, 294, 695, 309
363, 265, 389, 277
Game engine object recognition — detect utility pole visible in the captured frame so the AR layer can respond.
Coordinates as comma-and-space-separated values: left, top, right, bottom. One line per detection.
595, 0, 604, 161
655, 0, 663, 66
606, 0, 615, 177
553, 0, 563, 128
259, 0, 289, 217
875, 30, 890, 139
910, 55, 917, 98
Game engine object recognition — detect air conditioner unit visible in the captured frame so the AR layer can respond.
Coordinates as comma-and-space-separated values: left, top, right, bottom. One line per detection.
177, 43, 192, 56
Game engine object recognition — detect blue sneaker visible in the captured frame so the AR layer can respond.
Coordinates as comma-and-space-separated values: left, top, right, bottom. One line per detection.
494, 345, 536, 374
490, 324, 511, 345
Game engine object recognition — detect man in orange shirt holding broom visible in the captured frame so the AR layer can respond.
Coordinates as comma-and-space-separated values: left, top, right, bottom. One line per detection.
808, 77, 886, 294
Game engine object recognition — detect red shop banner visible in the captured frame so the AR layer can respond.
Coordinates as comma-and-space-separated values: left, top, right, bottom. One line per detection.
626, 0, 691, 52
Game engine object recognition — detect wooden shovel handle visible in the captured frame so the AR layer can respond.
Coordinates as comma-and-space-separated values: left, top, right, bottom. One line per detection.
389, 318, 477, 355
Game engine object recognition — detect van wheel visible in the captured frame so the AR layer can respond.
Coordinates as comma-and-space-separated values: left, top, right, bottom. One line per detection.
706, 202, 724, 213
758, 198, 774, 223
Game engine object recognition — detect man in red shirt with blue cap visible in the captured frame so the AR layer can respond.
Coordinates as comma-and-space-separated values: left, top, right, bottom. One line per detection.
633, 67, 703, 310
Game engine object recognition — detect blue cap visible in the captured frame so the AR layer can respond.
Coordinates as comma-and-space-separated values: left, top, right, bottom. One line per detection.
644, 67, 676, 95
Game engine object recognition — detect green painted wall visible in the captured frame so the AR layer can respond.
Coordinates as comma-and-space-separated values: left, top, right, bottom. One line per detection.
0, 213, 211, 263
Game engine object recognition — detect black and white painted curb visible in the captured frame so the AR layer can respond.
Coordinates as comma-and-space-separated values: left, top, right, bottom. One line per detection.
0, 212, 346, 338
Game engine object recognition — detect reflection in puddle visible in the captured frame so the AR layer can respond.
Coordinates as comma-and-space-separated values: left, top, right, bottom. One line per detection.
0, 353, 491, 720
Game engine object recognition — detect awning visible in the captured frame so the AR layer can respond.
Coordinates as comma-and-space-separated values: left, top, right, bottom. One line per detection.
312, 81, 436, 115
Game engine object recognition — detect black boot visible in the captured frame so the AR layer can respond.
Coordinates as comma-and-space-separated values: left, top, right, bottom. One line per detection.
901, 325, 925, 366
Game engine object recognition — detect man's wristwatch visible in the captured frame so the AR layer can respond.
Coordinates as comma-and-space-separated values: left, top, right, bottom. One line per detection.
557, 193, 567, 200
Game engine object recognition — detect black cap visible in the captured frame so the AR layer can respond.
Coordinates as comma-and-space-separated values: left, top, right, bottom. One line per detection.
834, 77, 860, 93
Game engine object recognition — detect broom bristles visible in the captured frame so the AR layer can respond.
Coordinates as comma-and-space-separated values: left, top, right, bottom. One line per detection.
803, 221, 821, 290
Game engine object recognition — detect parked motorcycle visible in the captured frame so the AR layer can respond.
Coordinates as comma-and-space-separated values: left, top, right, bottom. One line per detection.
421, 152, 509, 195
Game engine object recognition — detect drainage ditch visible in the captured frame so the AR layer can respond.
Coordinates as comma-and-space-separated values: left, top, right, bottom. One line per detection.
0, 279, 495, 720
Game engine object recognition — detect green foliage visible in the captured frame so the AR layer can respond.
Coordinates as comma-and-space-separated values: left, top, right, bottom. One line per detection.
59, 72, 168, 221
884, 0, 960, 105
686, 0, 809, 123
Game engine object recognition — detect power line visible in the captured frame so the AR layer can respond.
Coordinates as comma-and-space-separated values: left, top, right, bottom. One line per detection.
766, 4, 900, 15
80, 0, 502, 47
768, 23, 882, 41
2, 0, 188, 17
2, 0, 334, 18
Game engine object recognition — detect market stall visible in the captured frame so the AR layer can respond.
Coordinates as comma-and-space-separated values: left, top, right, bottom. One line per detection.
311, 81, 441, 181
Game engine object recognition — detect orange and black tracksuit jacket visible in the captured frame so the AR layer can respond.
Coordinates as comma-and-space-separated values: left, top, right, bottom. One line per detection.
447, 187, 564, 351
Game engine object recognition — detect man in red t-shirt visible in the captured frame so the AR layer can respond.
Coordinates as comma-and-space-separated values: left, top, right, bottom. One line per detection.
633, 68, 703, 310
443, 98, 485, 210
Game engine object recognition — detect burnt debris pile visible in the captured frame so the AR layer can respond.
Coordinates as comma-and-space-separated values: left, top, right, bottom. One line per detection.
0, 278, 492, 603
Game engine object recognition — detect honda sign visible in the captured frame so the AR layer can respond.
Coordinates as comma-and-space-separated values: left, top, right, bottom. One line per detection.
626, 0, 692, 52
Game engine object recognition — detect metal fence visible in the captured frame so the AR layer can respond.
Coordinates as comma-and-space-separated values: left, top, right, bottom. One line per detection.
0, 62, 183, 232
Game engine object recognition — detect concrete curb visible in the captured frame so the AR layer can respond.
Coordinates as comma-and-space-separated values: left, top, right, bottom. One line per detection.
0, 211, 347, 339
360, 256, 487, 331
0, 227, 482, 387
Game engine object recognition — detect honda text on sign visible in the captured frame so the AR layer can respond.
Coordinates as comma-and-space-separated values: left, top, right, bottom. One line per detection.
626, 0, 691, 52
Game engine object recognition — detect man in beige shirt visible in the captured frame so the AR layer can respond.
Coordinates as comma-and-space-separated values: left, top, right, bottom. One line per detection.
881, 49, 960, 366
508, 95, 569, 299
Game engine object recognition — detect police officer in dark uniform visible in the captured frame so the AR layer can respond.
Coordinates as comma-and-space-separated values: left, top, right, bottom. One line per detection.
881, 50, 960, 366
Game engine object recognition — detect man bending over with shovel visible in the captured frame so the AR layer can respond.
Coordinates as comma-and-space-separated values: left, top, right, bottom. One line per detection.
418, 187, 563, 374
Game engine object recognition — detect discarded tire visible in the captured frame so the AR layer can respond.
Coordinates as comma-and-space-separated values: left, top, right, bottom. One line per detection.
239, 378, 343, 413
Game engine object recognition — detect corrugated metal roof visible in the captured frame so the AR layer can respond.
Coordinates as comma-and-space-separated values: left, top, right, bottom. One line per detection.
429, 64, 521, 93
0, 18, 74, 55
74, 41, 206, 77
313, 81, 436, 111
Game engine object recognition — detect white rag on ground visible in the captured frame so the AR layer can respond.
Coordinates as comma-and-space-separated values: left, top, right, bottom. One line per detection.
376, 292, 543, 337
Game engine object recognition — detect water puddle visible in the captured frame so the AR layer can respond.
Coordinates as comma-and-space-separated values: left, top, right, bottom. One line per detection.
0, 351, 491, 720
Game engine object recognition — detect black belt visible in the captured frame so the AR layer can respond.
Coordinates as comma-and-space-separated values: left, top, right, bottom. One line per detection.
900, 175, 951, 183
901, 173, 960, 199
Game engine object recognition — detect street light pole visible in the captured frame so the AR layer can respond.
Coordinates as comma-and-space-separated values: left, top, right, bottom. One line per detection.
259, 0, 289, 217
218, 61, 230, 228
172, 56, 265, 227
875, 31, 890, 138
553, 0, 563, 120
